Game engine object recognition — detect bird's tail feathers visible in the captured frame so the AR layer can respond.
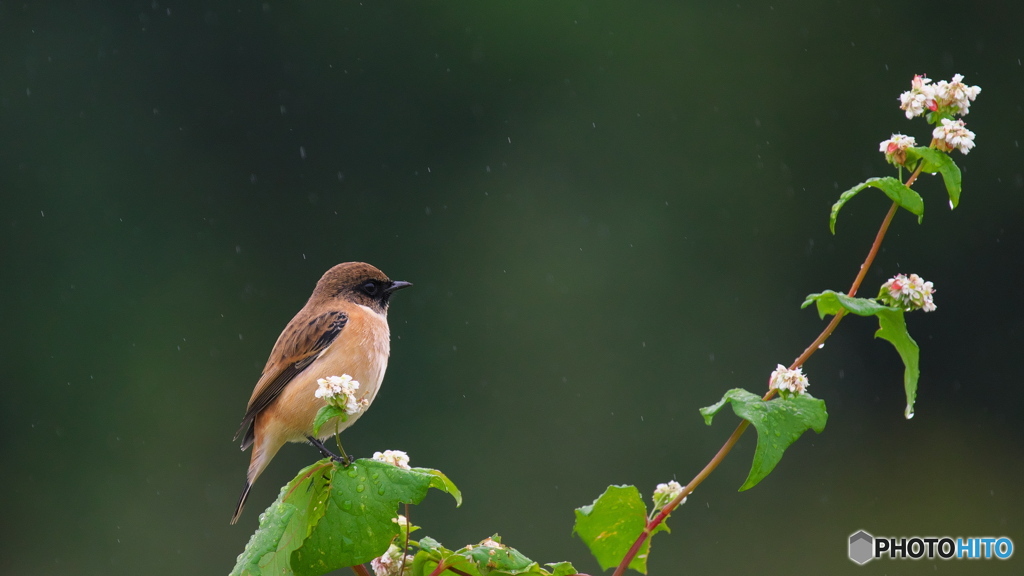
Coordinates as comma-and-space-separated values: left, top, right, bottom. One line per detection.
229, 435, 283, 524
230, 480, 253, 525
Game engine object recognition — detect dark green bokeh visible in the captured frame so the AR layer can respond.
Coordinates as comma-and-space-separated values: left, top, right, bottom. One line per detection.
3, 2, 1023, 574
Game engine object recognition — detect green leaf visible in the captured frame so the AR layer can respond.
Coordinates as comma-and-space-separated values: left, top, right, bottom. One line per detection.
802, 291, 920, 418
311, 405, 347, 437
574, 485, 664, 574
230, 461, 333, 576
230, 459, 460, 576
415, 467, 463, 507
802, 290, 891, 319
700, 389, 828, 491
905, 147, 962, 208
830, 176, 924, 234
463, 537, 536, 574
875, 309, 920, 419
415, 535, 447, 555
409, 536, 578, 576
409, 537, 453, 576
546, 561, 580, 576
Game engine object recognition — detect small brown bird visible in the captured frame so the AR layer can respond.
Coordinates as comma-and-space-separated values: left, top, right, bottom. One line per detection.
230, 262, 411, 524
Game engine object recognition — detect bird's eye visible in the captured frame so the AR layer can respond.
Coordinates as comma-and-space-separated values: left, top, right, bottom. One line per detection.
361, 281, 378, 296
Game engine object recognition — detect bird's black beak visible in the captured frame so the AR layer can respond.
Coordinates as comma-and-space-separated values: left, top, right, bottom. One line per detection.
386, 280, 413, 293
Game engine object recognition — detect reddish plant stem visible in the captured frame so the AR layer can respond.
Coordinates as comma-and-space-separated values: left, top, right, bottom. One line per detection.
847, 202, 899, 298
351, 564, 371, 576
399, 503, 411, 576
611, 419, 751, 576
611, 163, 927, 576
784, 199, 899, 374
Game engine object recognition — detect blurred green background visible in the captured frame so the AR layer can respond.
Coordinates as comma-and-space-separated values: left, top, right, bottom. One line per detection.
3, 1, 1023, 574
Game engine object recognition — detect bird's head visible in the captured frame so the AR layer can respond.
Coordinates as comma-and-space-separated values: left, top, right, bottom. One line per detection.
315, 262, 412, 314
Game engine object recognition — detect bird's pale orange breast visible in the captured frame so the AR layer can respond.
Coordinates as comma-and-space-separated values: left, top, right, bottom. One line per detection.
261, 304, 392, 442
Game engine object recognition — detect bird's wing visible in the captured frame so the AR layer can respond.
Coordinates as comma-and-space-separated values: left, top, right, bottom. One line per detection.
234, 309, 348, 449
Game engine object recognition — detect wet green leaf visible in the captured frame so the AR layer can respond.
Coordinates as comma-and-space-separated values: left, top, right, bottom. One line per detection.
802, 291, 920, 418
830, 176, 923, 234
230, 459, 460, 576
311, 405, 347, 437
573, 485, 665, 574
875, 309, 920, 419
700, 388, 827, 491
409, 536, 578, 576
905, 147, 962, 208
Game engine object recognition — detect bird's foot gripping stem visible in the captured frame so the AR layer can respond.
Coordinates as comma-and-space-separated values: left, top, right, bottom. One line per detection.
306, 436, 352, 466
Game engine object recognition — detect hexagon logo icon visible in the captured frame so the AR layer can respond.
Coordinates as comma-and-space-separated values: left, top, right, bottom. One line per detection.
849, 530, 874, 564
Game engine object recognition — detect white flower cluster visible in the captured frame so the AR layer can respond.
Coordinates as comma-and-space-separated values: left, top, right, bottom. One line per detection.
372, 449, 411, 470
314, 374, 369, 416
899, 74, 936, 119
899, 74, 981, 119
896, 74, 980, 156
769, 364, 809, 396
880, 273, 936, 312
370, 543, 414, 576
936, 74, 982, 116
652, 480, 686, 511
878, 133, 917, 166
932, 118, 976, 155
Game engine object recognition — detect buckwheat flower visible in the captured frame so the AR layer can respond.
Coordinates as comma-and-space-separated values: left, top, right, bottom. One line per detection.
879, 133, 917, 166
343, 393, 370, 416
932, 118, 976, 155
769, 364, 809, 396
371, 543, 413, 576
652, 480, 686, 511
898, 74, 937, 119
933, 73, 981, 116
373, 450, 411, 469
392, 515, 410, 531
314, 375, 349, 399
314, 374, 368, 416
337, 374, 360, 396
880, 273, 936, 312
